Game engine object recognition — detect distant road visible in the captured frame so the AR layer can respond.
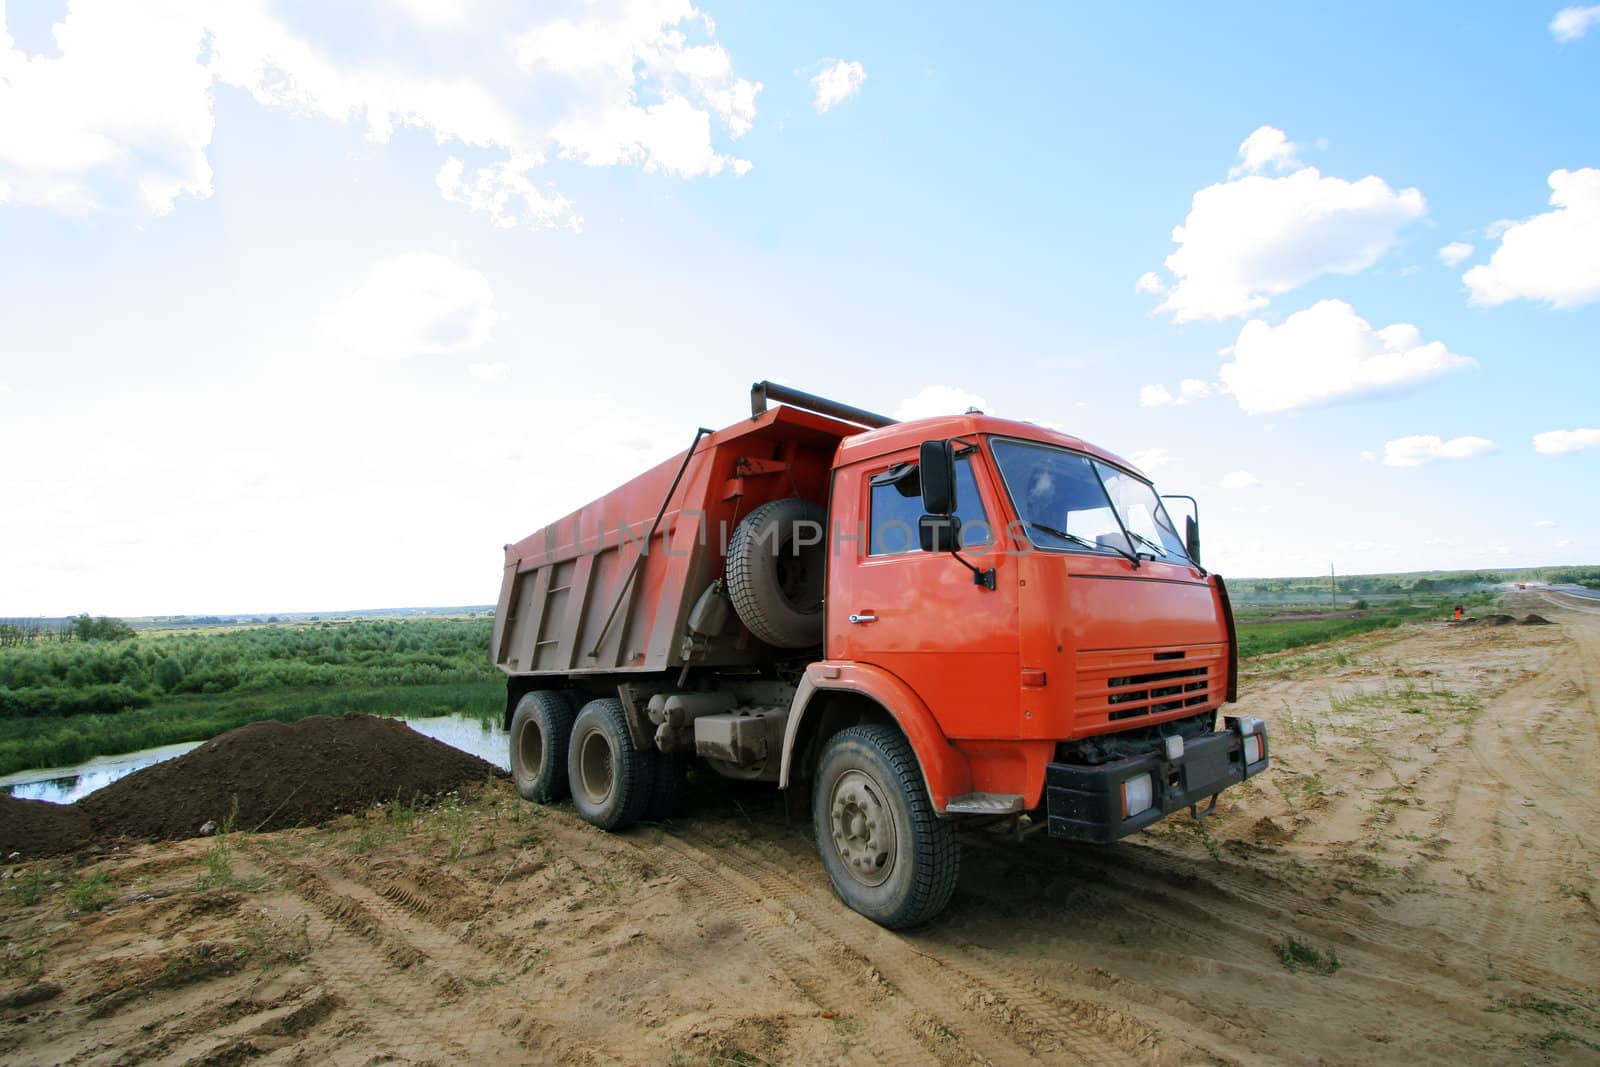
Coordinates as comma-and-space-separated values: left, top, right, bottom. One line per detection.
1536, 584, 1600, 614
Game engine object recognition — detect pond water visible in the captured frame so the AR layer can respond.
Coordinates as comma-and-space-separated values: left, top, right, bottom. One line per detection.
400, 715, 509, 771
0, 714, 509, 805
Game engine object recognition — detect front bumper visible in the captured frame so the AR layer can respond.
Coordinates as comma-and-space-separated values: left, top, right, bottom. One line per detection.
1044, 716, 1268, 843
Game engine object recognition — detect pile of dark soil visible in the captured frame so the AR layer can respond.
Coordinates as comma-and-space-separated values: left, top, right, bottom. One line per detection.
1479, 614, 1517, 626
1519, 614, 1553, 625
1, 795, 92, 860
1, 715, 503, 857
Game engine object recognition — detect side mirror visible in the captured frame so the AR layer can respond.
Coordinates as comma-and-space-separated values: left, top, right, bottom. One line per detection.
919, 439, 957, 515
1162, 493, 1203, 571
919, 514, 962, 553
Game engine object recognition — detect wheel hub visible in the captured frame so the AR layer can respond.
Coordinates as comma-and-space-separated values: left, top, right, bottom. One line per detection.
829, 769, 896, 887
577, 729, 615, 806
519, 719, 544, 779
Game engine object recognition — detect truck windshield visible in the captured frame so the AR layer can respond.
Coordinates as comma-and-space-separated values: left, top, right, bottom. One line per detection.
990, 438, 1190, 562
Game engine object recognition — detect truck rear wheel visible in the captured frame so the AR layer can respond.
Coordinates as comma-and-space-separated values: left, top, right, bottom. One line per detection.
812, 725, 960, 929
509, 691, 575, 803
726, 497, 826, 648
568, 698, 654, 831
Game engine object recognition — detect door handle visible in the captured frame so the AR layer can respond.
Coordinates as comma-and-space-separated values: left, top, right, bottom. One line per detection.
848, 613, 878, 624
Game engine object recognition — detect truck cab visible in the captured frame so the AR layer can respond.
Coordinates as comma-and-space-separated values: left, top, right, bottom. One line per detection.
493, 383, 1268, 928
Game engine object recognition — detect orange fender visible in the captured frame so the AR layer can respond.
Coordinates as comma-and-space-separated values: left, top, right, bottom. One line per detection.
779, 661, 973, 812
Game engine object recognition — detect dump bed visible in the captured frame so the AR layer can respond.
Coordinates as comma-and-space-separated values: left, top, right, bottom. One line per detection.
492, 405, 862, 678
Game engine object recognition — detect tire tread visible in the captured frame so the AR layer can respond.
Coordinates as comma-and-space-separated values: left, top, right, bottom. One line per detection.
726, 497, 824, 648
814, 724, 960, 929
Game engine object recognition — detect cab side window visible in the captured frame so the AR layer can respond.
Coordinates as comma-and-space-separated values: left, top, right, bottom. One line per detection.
868, 455, 992, 556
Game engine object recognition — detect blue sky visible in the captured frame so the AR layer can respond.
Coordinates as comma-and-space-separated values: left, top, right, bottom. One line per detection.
1, 0, 1597, 615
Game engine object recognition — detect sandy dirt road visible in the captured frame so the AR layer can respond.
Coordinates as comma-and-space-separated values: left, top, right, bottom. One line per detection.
2, 591, 1598, 1065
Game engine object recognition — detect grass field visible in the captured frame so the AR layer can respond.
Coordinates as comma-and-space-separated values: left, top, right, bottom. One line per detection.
1234, 592, 1496, 659
0, 618, 503, 777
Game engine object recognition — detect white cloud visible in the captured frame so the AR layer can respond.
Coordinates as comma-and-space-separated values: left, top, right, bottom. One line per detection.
1, 1, 758, 220
1556, 538, 1575, 548
1380, 434, 1496, 468
1138, 384, 1174, 407
1535, 519, 1556, 527
207, 6, 527, 155
1463, 169, 1600, 308
514, 3, 760, 178
550, 94, 748, 177
0, 0, 216, 214
1146, 130, 1427, 322
1134, 271, 1166, 295
1550, 5, 1600, 41
1219, 299, 1474, 415
323, 252, 497, 360
1229, 125, 1300, 177
1360, 450, 1376, 462
1438, 241, 1474, 267
1138, 378, 1212, 408
436, 156, 582, 231
894, 385, 988, 421
1220, 470, 1259, 489
1130, 447, 1171, 471
811, 59, 866, 113
388, 0, 472, 27
1533, 427, 1600, 455
469, 361, 511, 382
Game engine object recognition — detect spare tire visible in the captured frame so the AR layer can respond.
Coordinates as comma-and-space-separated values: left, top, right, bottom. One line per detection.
726, 497, 826, 648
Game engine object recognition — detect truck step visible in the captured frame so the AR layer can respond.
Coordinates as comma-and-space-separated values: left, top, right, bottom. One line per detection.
944, 792, 1025, 815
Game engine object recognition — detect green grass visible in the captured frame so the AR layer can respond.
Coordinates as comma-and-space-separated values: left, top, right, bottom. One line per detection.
1326, 681, 1483, 724
0, 680, 502, 776
1273, 936, 1341, 975
66, 870, 113, 912
1236, 592, 1496, 660
1492, 994, 1577, 1019
2, 864, 64, 908
1530, 1029, 1600, 1055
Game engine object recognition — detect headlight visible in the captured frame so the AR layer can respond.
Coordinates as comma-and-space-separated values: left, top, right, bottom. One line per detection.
1243, 734, 1264, 765
1122, 774, 1154, 818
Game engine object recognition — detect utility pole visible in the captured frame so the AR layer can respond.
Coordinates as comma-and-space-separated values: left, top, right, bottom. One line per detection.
1330, 564, 1337, 607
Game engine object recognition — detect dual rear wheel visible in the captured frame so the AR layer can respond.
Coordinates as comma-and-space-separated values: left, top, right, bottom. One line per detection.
509, 691, 685, 829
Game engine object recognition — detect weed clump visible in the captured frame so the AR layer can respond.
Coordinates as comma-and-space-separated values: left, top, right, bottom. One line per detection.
66, 870, 112, 912
1273, 936, 1341, 975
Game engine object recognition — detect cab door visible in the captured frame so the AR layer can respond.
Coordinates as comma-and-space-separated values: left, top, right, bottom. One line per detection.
828, 445, 1021, 740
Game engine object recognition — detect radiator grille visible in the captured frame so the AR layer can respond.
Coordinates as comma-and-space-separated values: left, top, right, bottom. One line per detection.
1074, 645, 1225, 728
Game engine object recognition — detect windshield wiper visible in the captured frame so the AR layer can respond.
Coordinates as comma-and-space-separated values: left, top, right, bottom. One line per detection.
1026, 521, 1095, 548
1026, 522, 1140, 567
1126, 531, 1168, 559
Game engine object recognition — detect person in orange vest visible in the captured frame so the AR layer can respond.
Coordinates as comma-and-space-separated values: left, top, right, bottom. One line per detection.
1454, 604, 1464, 619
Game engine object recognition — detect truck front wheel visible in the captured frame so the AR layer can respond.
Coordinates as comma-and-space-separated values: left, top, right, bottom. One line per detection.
509, 691, 575, 803
811, 725, 960, 928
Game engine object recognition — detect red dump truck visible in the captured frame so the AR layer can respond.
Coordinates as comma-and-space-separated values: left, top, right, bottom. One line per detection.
492, 382, 1267, 927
